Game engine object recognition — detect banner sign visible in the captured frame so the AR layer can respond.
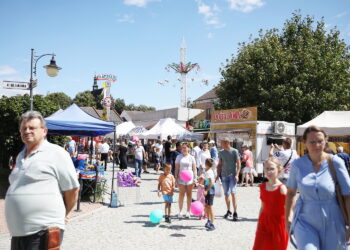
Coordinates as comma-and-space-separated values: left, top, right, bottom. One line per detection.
96, 74, 117, 82
211, 107, 257, 123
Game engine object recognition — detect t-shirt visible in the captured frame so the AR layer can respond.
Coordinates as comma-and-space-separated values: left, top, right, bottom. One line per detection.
210, 146, 218, 160
273, 149, 299, 179
5, 140, 80, 236
219, 148, 239, 178
158, 174, 175, 195
164, 141, 172, 160
204, 168, 215, 195
198, 150, 211, 170
66, 140, 76, 154
100, 142, 110, 154
175, 154, 196, 172
134, 146, 145, 160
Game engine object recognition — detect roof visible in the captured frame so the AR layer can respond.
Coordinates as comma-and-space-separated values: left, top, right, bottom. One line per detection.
45, 103, 115, 136
80, 106, 123, 123
297, 111, 350, 136
193, 89, 217, 102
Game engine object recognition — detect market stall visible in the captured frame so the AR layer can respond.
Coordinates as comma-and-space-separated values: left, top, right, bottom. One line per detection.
45, 103, 117, 208
296, 111, 350, 155
210, 107, 295, 174
141, 117, 203, 141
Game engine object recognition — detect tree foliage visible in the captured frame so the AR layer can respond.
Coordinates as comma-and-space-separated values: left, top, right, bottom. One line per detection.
73, 91, 96, 107
46, 92, 72, 109
0, 94, 58, 167
215, 12, 350, 124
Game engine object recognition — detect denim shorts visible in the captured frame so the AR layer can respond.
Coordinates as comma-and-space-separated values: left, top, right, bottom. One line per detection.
205, 193, 214, 206
221, 176, 237, 195
163, 194, 173, 203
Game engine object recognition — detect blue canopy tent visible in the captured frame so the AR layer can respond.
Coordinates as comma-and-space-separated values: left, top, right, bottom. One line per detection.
45, 103, 117, 208
45, 103, 115, 136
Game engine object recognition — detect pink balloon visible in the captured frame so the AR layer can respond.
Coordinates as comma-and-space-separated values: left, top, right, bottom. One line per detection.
190, 201, 204, 216
179, 170, 192, 182
133, 136, 139, 142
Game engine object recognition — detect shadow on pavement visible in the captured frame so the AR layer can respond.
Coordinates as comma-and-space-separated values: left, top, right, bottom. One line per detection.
136, 201, 164, 205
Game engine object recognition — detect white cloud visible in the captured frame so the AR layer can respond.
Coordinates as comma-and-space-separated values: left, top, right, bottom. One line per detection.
196, 0, 225, 28
227, 0, 264, 13
335, 12, 347, 18
117, 14, 135, 23
0, 65, 17, 76
123, 0, 159, 7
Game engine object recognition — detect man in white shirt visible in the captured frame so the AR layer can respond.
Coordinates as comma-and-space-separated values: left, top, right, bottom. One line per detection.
269, 137, 299, 183
100, 139, 110, 171
5, 111, 79, 249
192, 142, 201, 172
134, 141, 145, 177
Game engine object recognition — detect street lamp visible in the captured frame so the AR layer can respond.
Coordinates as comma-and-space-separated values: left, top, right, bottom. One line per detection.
29, 48, 61, 111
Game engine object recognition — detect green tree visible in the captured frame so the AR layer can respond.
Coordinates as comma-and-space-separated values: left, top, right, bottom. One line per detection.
73, 91, 96, 107
216, 12, 350, 124
0, 94, 58, 168
114, 98, 126, 114
46, 92, 72, 109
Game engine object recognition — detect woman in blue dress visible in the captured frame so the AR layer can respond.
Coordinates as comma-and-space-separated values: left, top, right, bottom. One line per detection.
285, 125, 350, 249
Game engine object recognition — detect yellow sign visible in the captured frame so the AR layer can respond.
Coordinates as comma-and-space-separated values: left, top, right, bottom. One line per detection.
211, 107, 257, 123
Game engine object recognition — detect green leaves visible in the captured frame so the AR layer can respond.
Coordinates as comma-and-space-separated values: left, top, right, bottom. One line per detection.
216, 11, 350, 124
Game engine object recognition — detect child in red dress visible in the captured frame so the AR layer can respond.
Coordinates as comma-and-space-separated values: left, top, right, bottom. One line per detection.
253, 157, 288, 250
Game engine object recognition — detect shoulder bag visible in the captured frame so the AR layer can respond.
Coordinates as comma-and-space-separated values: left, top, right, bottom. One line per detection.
328, 156, 349, 226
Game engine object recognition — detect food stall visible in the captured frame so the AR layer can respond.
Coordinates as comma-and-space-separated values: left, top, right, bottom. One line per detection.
210, 107, 296, 174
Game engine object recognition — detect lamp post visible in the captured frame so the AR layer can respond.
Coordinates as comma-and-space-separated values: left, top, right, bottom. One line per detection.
29, 48, 61, 111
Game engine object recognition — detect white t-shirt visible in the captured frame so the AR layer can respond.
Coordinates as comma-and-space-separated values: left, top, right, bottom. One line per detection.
205, 168, 215, 182
175, 154, 196, 171
273, 149, 299, 179
135, 146, 145, 160
5, 140, 80, 236
193, 146, 201, 166
100, 142, 110, 154
198, 150, 211, 170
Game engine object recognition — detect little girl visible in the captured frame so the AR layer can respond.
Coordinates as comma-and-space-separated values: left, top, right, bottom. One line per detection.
196, 175, 206, 219
253, 157, 288, 250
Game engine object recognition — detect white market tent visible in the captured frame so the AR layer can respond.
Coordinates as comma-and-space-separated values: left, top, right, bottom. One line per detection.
141, 118, 203, 141
115, 121, 136, 138
297, 111, 350, 136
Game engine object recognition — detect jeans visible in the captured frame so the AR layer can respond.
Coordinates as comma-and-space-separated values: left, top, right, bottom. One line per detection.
134, 159, 143, 177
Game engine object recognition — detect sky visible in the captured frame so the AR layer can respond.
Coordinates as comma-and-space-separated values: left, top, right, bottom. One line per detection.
0, 0, 349, 110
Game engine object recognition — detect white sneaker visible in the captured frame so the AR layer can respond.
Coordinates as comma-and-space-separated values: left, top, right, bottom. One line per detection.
185, 212, 191, 218
177, 213, 183, 219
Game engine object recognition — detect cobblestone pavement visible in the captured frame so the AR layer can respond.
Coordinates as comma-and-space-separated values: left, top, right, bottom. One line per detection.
0, 163, 294, 250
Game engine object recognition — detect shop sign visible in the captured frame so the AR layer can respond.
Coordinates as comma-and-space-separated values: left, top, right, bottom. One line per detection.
96, 74, 117, 82
212, 107, 257, 123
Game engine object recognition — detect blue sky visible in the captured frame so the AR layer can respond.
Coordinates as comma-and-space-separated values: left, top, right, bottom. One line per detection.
0, 0, 349, 110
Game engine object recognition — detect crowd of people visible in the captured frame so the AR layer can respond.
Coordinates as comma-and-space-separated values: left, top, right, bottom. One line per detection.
4, 109, 350, 249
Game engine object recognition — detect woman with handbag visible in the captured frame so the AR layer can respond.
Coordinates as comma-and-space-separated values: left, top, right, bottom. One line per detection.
285, 125, 350, 249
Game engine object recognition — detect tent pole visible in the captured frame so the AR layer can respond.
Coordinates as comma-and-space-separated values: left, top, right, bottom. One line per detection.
110, 126, 117, 207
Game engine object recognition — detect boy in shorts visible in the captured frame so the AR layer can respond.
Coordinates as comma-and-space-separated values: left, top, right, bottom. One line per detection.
157, 163, 176, 223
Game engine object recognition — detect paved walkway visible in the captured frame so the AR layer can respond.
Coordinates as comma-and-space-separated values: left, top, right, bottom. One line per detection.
0, 164, 294, 250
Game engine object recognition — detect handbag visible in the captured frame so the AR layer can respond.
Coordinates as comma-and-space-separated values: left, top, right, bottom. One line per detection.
328, 156, 349, 226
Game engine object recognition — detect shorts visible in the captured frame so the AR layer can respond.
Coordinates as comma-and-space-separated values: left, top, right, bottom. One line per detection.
154, 158, 160, 164
221, 176, 237, 195
205, 193, 214, 206
163, 194, 173, 203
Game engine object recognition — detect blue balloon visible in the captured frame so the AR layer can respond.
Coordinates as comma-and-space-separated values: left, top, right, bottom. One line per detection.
149, 209, 163, 224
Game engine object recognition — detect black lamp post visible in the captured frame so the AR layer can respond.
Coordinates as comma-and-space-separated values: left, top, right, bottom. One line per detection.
29, 48, 61, 111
